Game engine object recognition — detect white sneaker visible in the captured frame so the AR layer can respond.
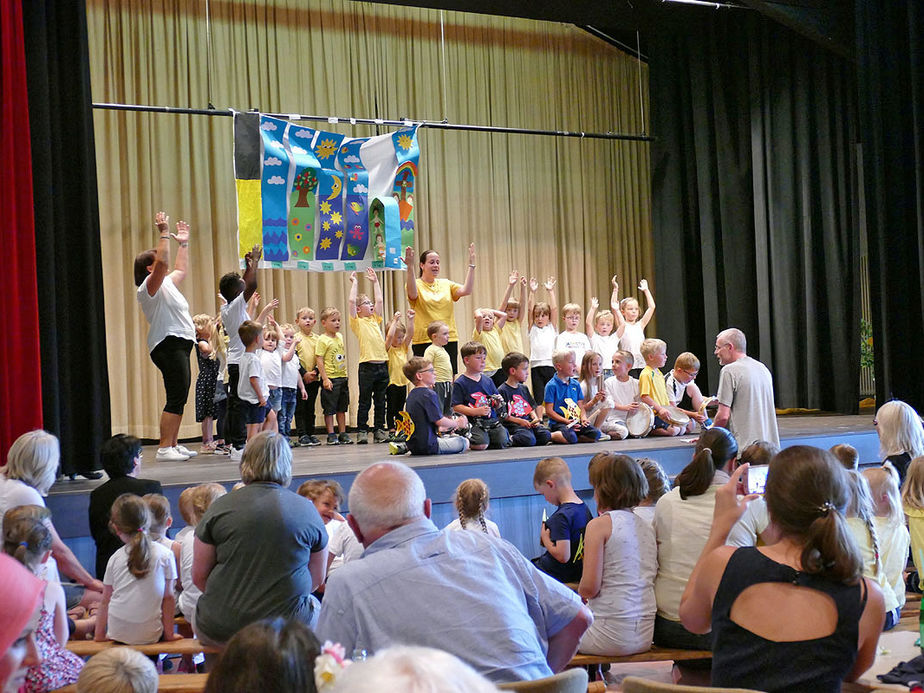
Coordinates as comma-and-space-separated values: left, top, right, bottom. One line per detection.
155, 446, 190, 462
175, 445, 198, 458
229, 446, 243, 462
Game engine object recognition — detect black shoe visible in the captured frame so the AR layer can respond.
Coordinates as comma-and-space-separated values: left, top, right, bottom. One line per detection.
306, 435, 322, 447
69, 471, 103, 481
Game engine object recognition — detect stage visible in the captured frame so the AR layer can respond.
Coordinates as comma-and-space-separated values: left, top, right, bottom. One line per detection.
46, 414, 878, 572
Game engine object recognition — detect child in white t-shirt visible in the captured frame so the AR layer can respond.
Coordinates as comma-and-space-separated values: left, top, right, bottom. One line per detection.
143, 493, 174, 551
585, 276, 620, 377
175, 483, 226, 633
601, 350, 641, 440
95, 494, 180, 645
527, 276, 559, 403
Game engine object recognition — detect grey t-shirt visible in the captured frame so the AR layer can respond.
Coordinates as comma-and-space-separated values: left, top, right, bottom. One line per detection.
195, 482, 327, 643
716, 356, 780, 449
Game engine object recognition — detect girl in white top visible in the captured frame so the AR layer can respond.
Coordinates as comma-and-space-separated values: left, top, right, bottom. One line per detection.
143, 493, 174, 551
584, 277, 621, 377
600, 350, 640, 441
444, 479, 501, 538
614, 278, 656, 372
175, 483, 226, 632
863, 462, 910, 629
95, 494, 180, 645
653, 427, 737, 649
635, 457, 671, 527
527, 277, 559, 402
579, 351, 611, 429
579, 452, 658, 656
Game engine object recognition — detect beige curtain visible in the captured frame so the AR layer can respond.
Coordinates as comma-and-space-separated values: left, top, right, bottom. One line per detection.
87, 0, 652, 440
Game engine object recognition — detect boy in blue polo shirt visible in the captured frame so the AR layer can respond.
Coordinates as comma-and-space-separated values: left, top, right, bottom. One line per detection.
543, 350, 601, 444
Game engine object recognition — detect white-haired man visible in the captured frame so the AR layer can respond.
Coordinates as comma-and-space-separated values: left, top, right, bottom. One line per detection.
316, 461, 593, 683
712, 328, 780, 449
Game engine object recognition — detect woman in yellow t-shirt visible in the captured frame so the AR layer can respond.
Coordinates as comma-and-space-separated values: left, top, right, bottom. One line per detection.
404, 243, 475, 372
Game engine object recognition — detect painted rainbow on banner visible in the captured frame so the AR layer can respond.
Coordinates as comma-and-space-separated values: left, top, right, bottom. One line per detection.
233, 112, 419, 272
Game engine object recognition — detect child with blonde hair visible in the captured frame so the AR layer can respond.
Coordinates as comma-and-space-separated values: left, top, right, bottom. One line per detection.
584, 275, 620, 377
294, 306, 321, 447
384, 310, 415, 440
902, 456, 924, 592
445, 479, 501, 537
278, 322, 307, 442
555, 303, 591, 366
528, 276, 558, 401
864, 462, 909, 627
175, 483, 226, 632
638, 339, 682, 437
76, 647, 157, 693
94, 494, 180, 644
472, 307, 507, 383
296, 480, 361, 581
3, 510, 84, 690
349, 269, 390, 444
142, 494, 173, 550
193, 313, 223, 453
635, 457, 670, 526
424, 321, 454, 416
579, 351, 611, 429
498, 270, 528, 356
614, 278, 656, 375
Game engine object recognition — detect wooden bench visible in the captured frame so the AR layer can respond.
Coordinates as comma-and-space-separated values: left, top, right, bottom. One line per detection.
569, 647, 712, 667
54, 673, 208, 693
66, 638, 220, 658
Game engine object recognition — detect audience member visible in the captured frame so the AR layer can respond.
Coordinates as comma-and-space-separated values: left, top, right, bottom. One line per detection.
532, 457, 592, 584
316, 461, 591, 683
875, 400, 924, 483
142, 494, 173, 550
204, 618, 320, 693
76, 647, 158, 693
330, 646, 500, 693
725, 440, 779, 547
193, 432, 328, 646
830, 443, 859, 471
444, 479, 500, 537
89, 435, 163, 579
864, 463, 910, 628
902, 456, 924, 591
0, 553, 45, 693
653, 427, 737, 650
578, 453, 657, 656
635, 458, 670, 526
679, 447, 884, 691
175, 483, 226, 633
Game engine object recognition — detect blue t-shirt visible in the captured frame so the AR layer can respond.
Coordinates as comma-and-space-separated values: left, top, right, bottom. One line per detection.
543, 375, 583, 421
405, 387, 442, 455
451, 373, 500, 420
535, 501, 592, 583
498, 382, 537, 429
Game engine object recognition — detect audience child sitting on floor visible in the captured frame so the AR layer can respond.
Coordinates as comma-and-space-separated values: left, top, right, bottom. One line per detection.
445, 479, 501, 537
532, 457, 592, 584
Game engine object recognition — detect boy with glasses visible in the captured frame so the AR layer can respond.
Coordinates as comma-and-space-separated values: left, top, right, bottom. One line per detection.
664, 351, 711, 433
392, 357, 469, 456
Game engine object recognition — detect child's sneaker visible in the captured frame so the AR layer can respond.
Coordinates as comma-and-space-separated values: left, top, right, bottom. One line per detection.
357, 431, 370, 445
307, 435, 322, 447
338, 432, 354, 445
298, 435, 313, 446
155, 447, 189, 462
388, 441, 408, 455
373, 429, 389, 444
229, 446, 243, 461
327, 433, 339, 445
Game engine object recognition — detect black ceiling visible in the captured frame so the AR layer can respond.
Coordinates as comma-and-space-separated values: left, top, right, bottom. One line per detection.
354, 0, 854, 61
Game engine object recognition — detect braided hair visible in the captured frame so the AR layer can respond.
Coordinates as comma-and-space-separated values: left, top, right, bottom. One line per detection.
454, 479, 490, 534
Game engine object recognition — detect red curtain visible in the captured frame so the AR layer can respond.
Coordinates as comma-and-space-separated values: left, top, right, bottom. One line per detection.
0, 0, 44, 461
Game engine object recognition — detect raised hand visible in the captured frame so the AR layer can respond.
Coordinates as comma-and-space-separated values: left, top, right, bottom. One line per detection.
529, 277, 539, 293
544, 276, 557, 291
468, 242, 476, 264
521, 276, 528, 287
172, 220, 190, 244
349, 271, 357, 283
393, 311, 402, 320
611, 273, 618, 289
639, 278, 649, 291
508, 270, 519, 285
403, 246, 415, 267
406, 308, 415, 320
154, 211, 169, 231
590, 297, 599, 310
365, 267, 378, 283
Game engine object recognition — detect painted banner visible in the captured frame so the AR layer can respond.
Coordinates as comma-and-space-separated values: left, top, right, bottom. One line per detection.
233, 112, 419, 271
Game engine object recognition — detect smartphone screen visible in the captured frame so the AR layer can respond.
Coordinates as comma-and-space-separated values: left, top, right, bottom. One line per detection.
747, 465, 770, 495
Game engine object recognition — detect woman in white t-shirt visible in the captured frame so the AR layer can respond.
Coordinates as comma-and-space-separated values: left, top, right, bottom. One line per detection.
653, 426, 738, 650
133, 211, 196, 463
95, 494, 180, 645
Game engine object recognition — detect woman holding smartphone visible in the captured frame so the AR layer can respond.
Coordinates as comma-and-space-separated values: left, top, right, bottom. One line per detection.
679, 447, 884, 692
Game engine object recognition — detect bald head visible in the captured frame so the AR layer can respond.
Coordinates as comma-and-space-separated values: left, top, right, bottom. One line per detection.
348, 462, 428, 542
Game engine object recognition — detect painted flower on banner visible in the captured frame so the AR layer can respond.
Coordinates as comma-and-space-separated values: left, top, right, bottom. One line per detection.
316, 138, 338, 160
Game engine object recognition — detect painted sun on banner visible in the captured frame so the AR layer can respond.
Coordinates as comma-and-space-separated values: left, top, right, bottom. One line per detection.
233, 112, 419, 271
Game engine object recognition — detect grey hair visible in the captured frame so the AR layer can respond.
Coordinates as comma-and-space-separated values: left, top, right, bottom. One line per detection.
717, 328, 747, 353
329, 646, 501, 693
239, 432, 292, 487
77, 646, 158, 693
348, 462, 426, 533
3, 430, 60, 496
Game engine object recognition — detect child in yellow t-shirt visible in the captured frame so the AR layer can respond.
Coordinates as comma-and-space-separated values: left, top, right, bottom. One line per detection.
348, 269, 389, 444
638, 338, 681, 437
424, 321, 454, 416
472, 308, 507, 384
498, 269, 528, 356
294, 306, 321, 447
385, 309, 415, 440
316, 307, 350, 445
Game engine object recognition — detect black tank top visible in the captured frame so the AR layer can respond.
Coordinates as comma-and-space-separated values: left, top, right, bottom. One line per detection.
711, 547, 866, 693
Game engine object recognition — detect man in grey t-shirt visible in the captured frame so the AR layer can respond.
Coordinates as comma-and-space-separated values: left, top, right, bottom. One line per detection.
712, 328, 780, 449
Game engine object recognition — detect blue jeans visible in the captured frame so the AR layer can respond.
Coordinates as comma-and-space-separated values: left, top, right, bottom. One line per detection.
279, 387, 298, 437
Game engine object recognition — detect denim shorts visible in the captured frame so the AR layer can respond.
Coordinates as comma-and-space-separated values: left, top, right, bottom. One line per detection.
267, 387, 283, 412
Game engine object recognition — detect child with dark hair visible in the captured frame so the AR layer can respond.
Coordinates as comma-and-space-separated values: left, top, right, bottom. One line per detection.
498, 352, 551, 447
578, 452, 657, 656
89, 435, 163, 579
451, 342, 510, 451
94, 495, 180, 645
444, 479, 500, 537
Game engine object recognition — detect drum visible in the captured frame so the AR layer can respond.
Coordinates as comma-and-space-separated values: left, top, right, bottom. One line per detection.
663, 406, 691, 427
626, 402, 654, 437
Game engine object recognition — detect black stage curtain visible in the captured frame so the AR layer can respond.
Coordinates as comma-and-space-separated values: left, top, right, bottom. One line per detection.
857, 0, 924, 412
649, 11, 860, 413
22, 1, 110, 474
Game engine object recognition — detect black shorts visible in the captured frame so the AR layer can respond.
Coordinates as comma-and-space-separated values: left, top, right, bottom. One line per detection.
244, 401, 269, 424
321, 377, 349, 415
150, 336, 194, 415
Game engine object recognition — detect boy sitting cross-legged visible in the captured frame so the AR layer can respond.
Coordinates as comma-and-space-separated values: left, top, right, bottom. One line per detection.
392, 356, 470, 456
543, 350, 602, 444
497, 352, 552, 447
451, 341, 511, 451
